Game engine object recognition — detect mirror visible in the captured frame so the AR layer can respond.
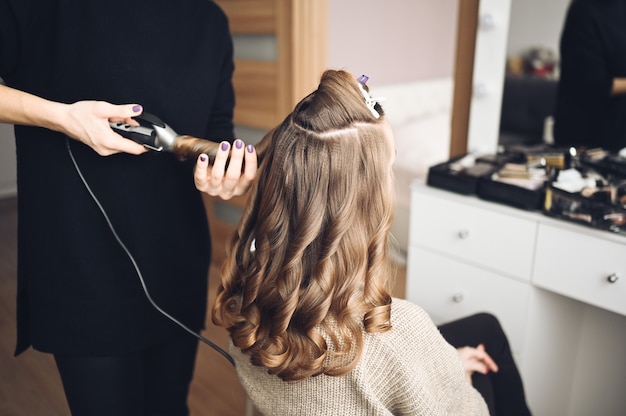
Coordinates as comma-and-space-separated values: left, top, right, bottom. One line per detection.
451, 0, 570, 156
498, 0, 569, 149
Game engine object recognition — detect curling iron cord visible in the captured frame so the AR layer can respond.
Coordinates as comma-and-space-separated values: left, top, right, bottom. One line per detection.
65, 138, 235, 367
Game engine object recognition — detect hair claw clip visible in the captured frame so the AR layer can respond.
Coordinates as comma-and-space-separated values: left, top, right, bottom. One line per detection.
356, 74, 385, 119
356, 74, 369, 84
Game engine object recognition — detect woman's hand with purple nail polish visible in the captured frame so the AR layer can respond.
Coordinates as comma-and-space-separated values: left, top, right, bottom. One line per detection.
65, 100, 148, 156
194, 139, 258, 199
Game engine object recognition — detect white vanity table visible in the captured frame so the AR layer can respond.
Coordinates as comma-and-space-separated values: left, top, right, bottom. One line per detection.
438, 0, 626, 412
406, 180, 626, 416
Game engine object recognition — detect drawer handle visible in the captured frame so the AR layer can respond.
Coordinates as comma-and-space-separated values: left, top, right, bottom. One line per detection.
457, 229, 469, 239
452, 293, 464, 303
607, 273, 620, 284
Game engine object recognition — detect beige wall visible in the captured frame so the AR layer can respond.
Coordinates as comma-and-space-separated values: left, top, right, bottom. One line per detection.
327, 0, 459, 85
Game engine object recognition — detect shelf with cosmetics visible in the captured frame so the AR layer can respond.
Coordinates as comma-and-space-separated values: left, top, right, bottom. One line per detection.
425, 146, 626, 236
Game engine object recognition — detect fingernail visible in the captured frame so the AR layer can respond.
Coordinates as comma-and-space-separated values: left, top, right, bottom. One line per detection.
221, 142, 230, 151
200, 155, 207, 162
132, 105, 143, 113
247, 144, 254, 153
235, 139, 243, 149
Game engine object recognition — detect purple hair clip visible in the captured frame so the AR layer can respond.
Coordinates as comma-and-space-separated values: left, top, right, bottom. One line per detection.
355, 74, 384, 119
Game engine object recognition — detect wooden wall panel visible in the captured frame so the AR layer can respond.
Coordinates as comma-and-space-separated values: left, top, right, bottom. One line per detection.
215, 0, 327, 130
286, 0, 328, 105
217, 0, 276, 34
231, 60, 278, 129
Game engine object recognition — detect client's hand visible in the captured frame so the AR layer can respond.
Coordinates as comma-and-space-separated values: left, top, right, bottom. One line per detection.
194, 139, 258, 199
457, 344, 499, 384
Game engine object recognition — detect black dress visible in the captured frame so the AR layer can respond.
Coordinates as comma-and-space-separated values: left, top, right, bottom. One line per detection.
554, 0, 626, 151
0, 0, 235, 356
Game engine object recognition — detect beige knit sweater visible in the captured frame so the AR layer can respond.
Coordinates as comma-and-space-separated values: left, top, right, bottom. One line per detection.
230, 298, 489, 415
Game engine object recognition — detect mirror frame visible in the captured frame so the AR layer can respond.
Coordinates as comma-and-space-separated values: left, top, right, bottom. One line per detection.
449, 0, 479, 158
450, 0, 512, 157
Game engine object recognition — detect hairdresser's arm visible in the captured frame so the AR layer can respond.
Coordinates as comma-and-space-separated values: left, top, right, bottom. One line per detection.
0, 84, 147, 156
194, 139, 257, 199
611, 78, 626, 96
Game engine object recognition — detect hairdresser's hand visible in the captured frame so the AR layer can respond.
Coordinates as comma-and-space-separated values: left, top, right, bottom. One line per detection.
194, 139, 258, 199
64, 101, 148, 156
457, 344, 499, 384
0, 84, 146, 156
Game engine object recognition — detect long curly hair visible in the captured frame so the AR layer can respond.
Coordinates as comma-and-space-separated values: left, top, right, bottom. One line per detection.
212, 69, 395, 381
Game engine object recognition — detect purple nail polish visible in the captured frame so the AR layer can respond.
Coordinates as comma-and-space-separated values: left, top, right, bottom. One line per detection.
235, 139, 243, 149
221, 142, 230, 151
247, 144, 254, 153
132, 105, 143, 113
356, 75, 369, 84
200, 155, 207, 162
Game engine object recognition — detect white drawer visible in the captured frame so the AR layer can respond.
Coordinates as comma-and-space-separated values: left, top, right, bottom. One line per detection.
533, 224, 626, 316
410, 190, 537, 281
406, 247, 531, 355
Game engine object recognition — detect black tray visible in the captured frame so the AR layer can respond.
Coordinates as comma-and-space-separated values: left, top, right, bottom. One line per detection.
579, 153, 626, 180
543, 185, 626, 235
426, 155, 499, 195
477, 176, 545, 211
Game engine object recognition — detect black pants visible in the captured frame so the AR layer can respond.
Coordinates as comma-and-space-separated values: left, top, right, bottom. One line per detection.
54, 335, 199, 416
438, 313, 532, 416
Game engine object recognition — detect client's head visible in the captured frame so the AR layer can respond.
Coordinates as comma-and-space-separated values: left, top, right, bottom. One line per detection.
213, 69, 396, 381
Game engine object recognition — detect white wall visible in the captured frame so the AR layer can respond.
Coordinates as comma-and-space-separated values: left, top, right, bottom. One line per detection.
328, 0, 458, 84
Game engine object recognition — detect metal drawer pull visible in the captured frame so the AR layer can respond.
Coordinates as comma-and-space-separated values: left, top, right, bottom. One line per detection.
457, 229, 469, 239
607, 273, 620, 284
452, 293, 464, 303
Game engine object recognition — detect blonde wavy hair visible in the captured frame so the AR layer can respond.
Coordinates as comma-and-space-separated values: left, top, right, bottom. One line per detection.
212, 69, 396, 381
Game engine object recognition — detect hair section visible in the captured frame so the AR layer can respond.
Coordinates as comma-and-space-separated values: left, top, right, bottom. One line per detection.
212, 70, 395, 381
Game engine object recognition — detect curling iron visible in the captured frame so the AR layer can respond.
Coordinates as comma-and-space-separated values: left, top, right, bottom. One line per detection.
109, 112, 250, 163
110, 112, 269, 165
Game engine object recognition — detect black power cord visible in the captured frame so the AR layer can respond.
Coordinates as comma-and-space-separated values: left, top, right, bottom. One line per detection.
66, 138, 235, 367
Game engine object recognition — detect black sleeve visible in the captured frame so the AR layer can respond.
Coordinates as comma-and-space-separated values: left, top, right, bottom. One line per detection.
559, 1, 614, 99
0, 0, 21, 80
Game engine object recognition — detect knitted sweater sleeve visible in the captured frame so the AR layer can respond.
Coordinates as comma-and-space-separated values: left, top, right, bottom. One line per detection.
379, 299, 489, 415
